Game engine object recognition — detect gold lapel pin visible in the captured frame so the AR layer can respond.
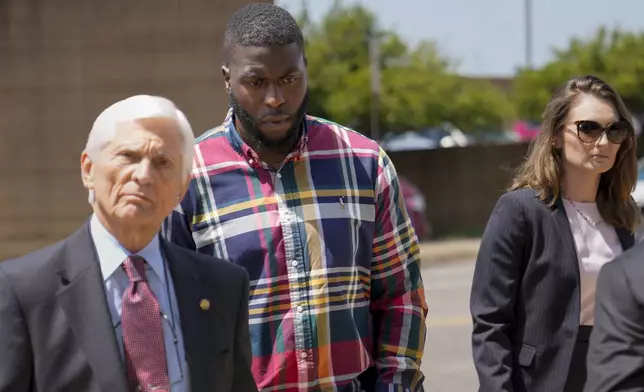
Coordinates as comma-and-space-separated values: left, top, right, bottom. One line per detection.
199, 299, 210, 311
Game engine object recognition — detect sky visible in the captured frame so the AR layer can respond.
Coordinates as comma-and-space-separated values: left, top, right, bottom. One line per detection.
276, 0, 644, 77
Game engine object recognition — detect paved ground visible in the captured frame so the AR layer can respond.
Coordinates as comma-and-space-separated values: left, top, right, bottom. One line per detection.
0, 238, 482, 391
421, 259, 479, 391
418, 238, 480, 264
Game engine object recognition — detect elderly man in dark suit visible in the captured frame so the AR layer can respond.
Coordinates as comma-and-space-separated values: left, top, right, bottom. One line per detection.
0, 95, 258, 392
585, 238, 644, 392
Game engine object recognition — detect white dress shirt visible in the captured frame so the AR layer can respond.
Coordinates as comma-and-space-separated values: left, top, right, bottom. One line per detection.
90, 214, 190, 391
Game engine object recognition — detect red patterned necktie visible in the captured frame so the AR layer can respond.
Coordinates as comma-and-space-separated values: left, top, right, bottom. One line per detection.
121, 255, 171, 392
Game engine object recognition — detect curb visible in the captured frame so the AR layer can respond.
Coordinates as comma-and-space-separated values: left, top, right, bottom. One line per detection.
418, 239, 480, 265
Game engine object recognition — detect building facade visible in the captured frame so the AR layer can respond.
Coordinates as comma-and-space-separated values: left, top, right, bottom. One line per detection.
0, 0, 271, 259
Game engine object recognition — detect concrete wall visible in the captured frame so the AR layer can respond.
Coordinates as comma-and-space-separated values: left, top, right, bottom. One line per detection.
0, 0, 271, 259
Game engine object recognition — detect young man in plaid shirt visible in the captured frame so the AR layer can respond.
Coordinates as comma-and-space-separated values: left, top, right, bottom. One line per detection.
165, 4, 428, 391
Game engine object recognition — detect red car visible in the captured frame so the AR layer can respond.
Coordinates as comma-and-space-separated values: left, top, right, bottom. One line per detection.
398, 176, 431, 241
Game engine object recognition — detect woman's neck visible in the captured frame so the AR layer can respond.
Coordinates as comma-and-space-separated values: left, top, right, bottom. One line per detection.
561, 168, 600, 203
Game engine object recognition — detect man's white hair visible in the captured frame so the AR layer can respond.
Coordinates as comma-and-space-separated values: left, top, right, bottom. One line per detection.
85, 94, 195, 178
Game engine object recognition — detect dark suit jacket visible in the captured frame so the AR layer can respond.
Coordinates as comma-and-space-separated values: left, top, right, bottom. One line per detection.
585, 237, 644, 392
470, 188, 634, 392
0, 221, 258, 392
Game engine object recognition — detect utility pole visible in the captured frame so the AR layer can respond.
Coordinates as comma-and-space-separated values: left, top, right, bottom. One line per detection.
368, 29, 381, 142
525, 0, 533, 69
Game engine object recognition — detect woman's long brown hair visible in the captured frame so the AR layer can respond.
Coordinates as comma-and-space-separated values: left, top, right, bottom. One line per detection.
510, 74, 640, 231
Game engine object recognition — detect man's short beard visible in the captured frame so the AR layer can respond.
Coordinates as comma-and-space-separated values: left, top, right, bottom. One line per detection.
229, 90, 308, 154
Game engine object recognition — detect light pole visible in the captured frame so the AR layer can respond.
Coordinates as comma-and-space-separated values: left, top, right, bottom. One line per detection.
368, 29, 381, 141
525, 0, 533, 69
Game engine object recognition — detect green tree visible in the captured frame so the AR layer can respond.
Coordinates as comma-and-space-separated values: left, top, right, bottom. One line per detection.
514, 27, 644, 121
294, 0, 514, 135
379, 45, 514, 132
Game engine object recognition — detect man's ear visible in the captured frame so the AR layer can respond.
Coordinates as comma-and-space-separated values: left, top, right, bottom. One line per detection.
222, 65, 231, 92
178, 178, 190, 204
80, 151, 95, 190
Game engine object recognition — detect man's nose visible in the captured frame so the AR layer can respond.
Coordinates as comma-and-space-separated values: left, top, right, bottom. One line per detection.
132, 160, 153, 184
265, 83, 285, 108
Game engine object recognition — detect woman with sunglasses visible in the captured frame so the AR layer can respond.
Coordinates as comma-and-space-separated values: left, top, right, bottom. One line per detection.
470, 74, 640, 392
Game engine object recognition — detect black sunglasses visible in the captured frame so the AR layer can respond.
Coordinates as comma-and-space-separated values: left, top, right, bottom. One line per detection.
571, 120, 631, 144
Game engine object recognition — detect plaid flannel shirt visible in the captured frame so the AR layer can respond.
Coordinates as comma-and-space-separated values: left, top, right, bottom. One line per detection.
164, 110, 427, 392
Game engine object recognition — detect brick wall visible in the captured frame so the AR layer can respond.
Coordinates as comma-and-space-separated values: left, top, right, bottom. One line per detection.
0, 0, 271, 259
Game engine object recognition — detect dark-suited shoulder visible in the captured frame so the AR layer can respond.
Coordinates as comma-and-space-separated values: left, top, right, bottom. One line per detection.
475, 187, 545, 255
0, 222, 107, 306
0, 237, 71, 305
491, 187, 552, 220
503, 187, 538, 200
0, 222, 129, 392
499, 187, 551, 212
495, 188, 571, 242
0, 239, 66, 276
600, 236, 644, 282
585, 235, 644, 392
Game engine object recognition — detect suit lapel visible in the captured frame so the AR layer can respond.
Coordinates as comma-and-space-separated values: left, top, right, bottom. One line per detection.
616, 227, 635, 251
160, 238, 236, 392
162, 239, 227, 392
56, 222, 128, 392
552, 197, 579, 267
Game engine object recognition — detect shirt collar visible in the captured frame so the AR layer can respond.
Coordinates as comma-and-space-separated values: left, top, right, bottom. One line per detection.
90, 214, 164, 283
223, 108, 309, 164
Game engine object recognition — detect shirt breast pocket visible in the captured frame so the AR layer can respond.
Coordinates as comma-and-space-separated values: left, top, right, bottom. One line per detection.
310, 199, 374, 270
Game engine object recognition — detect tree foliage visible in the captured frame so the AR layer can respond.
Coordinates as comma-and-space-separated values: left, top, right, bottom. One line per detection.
294, 1, 514, 135
514, 27, 644, 121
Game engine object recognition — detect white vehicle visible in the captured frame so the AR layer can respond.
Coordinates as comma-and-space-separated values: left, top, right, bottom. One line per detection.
631, 158, 644, 242
632, 158, 644, 213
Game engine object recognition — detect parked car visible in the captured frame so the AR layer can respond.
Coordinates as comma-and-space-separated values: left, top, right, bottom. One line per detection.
631, 158, 644, 242
398, 176, 432, 241
632, 158, 644, 213
512, 120, 541, 141
379, 131, 439, 151
378, 123, 476, 152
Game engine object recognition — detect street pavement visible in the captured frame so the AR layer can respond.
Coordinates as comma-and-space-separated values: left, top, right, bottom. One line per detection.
421, 259, 479, 391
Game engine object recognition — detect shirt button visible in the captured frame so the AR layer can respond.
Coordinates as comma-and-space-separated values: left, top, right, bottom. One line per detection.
248, 159, 254, 164
297, 305, 304, 313
300, 352, 308, 359
276, 173, 282, 179
291, 260, 298, 267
